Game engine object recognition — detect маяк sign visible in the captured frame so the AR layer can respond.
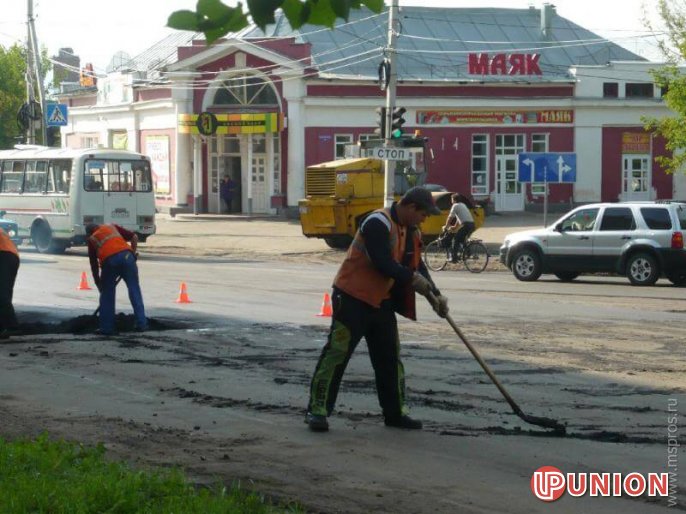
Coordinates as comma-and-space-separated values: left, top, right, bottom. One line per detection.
468, 53, 542, 76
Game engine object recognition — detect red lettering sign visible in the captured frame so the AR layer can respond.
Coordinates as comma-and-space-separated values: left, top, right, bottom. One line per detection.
467, 53, 543, 75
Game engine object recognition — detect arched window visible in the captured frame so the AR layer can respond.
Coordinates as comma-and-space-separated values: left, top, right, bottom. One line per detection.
213, 76, 278, 106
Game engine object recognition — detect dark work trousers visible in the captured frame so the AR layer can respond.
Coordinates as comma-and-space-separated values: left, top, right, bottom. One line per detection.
308, 288, 407, 419
450, 221, 476, 261
0, 252, 19, 330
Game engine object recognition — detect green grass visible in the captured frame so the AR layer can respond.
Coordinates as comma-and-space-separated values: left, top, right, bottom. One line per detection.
0, 434, 301, 514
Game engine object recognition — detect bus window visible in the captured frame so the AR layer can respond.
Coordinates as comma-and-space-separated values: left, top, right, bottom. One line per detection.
48, 160, 72, 193
84, 160, 104, 191
24, 160, 48, 193
1, 161, 25, 193
118, 162, 134, 191
132, 161, 152, 192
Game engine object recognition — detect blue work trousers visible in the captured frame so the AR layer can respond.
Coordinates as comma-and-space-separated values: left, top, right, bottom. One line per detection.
99, 250, 147, 333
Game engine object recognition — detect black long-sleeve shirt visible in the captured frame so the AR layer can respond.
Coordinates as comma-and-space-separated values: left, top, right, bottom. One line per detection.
359, 204, 437, 292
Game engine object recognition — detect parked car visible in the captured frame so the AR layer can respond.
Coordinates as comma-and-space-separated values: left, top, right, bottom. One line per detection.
500, 201, 686, 286
0, 210, 22, 245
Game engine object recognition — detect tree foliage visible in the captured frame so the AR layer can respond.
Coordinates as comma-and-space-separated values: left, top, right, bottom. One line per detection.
168, 0, 384, 44
644, 0, 686, 174
0, 44, 27, 150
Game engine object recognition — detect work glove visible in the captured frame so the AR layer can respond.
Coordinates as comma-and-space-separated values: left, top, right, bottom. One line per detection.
411, 272, 432, 297
431, 294, 449, 318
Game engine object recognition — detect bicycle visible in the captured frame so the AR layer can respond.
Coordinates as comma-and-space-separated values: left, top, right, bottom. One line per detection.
424, 232, 489, 273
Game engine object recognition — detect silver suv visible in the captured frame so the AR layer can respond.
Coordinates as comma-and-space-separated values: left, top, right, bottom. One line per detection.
500, 202, 686, 286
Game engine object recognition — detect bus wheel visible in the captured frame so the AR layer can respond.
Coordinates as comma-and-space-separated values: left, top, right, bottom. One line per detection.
31, 221, 66, 254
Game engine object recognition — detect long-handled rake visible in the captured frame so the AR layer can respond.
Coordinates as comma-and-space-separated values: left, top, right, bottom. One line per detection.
428, 293, 566, 433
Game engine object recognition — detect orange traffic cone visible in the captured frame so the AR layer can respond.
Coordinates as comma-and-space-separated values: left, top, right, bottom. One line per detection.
175, 282, 192, 303
316, 293, 333, 317
77, 271, 92, 290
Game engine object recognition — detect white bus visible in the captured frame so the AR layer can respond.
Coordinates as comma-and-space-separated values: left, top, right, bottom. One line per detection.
0, 146, 156, 253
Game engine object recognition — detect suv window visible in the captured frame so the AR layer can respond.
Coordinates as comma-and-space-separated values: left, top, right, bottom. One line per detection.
560, 208, 599, 232
641, 207, 672, 230
677, 205, 686, 230
599, 207, 636, 231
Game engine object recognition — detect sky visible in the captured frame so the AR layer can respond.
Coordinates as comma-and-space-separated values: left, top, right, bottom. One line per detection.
0, 0, 665, 74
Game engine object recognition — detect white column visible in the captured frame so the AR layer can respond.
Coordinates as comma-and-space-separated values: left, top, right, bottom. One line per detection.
247, 135, 253, 214
266, 132, 274, 214
283, 78, 306, 210
172, 73, 194, 206
192, 135, 203, 213
574, 114, 603, 203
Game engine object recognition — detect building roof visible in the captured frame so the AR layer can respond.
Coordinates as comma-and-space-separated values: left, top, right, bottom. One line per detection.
123, 5, 646, 83
242, 5, 645, 82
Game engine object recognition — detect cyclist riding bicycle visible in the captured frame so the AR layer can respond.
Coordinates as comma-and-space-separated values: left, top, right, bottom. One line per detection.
442, 193, 476, 263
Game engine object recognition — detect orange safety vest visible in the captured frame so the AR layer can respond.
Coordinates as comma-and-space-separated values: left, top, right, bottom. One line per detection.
334, 208, 422, 319
89, 224, 130, 264
0, 230, 18, 257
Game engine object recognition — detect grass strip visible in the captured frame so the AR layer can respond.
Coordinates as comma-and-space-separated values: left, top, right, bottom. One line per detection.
0, 433, 300, 513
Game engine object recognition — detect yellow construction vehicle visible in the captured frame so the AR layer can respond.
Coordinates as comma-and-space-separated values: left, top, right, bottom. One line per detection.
299, 135, 484, 248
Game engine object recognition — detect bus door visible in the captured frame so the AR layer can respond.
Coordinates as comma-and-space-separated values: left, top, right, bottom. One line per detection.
103, 161, 138, 229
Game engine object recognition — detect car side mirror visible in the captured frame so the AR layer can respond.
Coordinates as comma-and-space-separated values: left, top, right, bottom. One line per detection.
554, 223, 563, 232
0, 210, 5, 218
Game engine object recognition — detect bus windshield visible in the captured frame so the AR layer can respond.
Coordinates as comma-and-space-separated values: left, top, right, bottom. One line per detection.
84, 159, 153, 192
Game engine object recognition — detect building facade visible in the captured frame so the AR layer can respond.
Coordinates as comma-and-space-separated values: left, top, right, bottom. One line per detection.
57, 4, 684, 215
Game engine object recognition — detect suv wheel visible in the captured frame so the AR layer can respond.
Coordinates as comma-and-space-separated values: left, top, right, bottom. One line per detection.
626, 252, 659, 286
554, 271, 580, 282
511, 248, 542, 282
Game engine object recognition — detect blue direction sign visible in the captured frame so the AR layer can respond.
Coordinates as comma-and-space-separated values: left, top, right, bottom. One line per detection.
46, 103, 68, 127
518, 152, 576, 183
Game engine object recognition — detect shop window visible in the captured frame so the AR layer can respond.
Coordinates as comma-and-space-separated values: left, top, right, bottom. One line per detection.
471, 135, 488, 196
603, 82, 618, 98
531, 134, 549, 195
625, 83, 654, 98
273, 137, 281, 194
335, 134, 353, 160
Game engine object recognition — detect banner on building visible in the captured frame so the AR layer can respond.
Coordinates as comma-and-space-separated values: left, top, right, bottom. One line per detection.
621, 133, 650, 153
178, 112, 284, 134
416, 110, 573, 125
145, 135, 170, 195
112, 132, 128, 150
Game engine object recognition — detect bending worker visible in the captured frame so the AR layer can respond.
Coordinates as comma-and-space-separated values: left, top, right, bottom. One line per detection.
0, 228, 19, 339
86, 223, 147, 335
306, 186, 449, 432
443, 193, 476, 263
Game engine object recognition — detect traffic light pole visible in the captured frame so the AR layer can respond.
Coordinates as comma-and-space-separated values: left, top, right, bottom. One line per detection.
383, 0, 399, 208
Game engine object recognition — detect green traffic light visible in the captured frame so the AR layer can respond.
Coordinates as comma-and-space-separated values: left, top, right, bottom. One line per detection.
391, 129, 403, 138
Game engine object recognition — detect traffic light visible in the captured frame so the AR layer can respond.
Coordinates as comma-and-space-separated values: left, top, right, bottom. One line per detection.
374, 106, 386, 138
390, 107, 406, 139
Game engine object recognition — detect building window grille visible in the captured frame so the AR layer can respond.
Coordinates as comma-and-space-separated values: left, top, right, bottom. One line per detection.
625, 83, 654, 98
471, 134, 488, 195
334, 134, 353, 160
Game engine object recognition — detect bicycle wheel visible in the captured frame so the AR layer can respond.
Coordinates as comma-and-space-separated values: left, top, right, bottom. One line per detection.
462, 240, 489, 273
424, 240, 448, 272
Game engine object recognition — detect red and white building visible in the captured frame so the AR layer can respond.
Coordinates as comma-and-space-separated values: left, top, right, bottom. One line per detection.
57, 4, 684, 214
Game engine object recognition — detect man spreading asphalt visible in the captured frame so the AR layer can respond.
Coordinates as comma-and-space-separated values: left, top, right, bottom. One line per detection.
86, 223, 148, 336
0, 228, 19, 339
305, 186, 449, 432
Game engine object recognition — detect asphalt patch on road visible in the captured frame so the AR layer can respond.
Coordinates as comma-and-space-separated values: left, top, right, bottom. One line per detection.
9, 313, 185, 336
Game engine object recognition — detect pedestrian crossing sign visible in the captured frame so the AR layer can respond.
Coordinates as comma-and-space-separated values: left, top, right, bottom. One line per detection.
46, 104, 68, 126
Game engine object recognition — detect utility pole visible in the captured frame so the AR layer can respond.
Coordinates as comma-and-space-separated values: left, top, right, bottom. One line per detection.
383, 0, 399, 208
26, 0, 46, 145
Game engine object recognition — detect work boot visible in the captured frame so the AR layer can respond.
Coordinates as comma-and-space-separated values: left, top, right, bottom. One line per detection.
305, 412, 329, 432
384, 415, 423, 430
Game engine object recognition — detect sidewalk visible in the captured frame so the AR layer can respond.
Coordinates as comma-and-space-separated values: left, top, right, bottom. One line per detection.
143, 211, 547, 259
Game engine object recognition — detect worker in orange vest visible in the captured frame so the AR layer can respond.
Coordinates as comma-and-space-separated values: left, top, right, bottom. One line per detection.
0, 228, 19, 339
305, 187, 449, 432
86, 223, 147, 336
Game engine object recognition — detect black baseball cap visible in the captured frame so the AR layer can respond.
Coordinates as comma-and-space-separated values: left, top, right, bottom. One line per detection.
401, 186, 441, 215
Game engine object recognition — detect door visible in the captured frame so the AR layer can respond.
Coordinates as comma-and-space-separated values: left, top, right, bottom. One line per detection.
592, 206, 637, 270
495, 134, 525, 211
546, 207, 599, 271
251, 155, 268, 213
623, 154, 650, 201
